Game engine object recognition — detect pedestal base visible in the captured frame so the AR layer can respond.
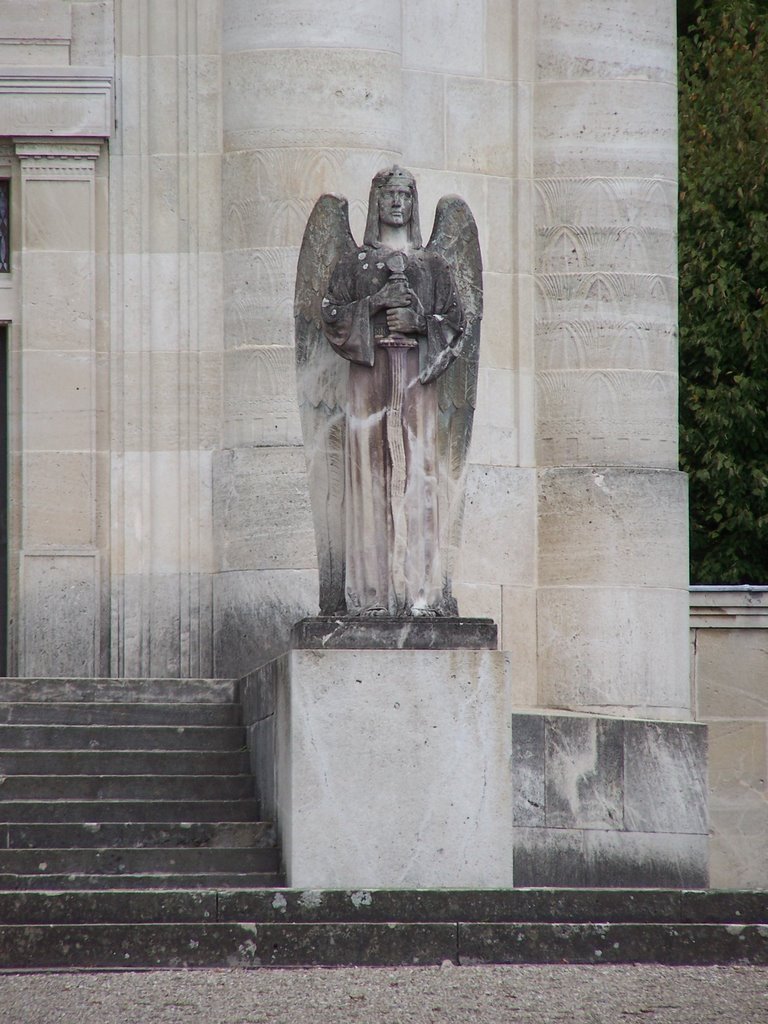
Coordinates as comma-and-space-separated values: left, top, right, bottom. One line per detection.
291, 616, 498, 650
239, 653, 708, 890
243, 647, 513, 888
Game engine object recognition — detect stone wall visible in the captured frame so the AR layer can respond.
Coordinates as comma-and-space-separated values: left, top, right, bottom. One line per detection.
691, 588, 768, 888
0, 0, 689, 732
0, 1, 113, 675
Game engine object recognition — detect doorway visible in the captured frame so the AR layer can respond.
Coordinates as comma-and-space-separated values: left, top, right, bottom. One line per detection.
0, 324, 7, 674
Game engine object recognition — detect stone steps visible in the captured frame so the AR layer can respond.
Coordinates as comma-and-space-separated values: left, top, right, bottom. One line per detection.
0, 799, 261, 822
0, 678, 239, 703
0, 724, 246, 750
0, 889, 765, 968
0, 820, 274, 849
0, 749, 252, 774
0, 874, 279, 891
0, 773, 256, 800
0, 846, 278, 875
0, 702, 242, 725
0, 677, 281, 895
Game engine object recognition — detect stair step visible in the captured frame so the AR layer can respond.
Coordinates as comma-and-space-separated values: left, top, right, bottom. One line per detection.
1, 887, 766, 927
1, 821, 274, 850
0, 889, 222, 923
0, 918, 766, 968
0, 749, 250, 775
0, 774, 254, 801
0, 724, 246, 751
0, 799, 261, 822
0, 702, 242, 726
0, 873, 281, 892
0, 846, 278, 875
0, 888, 765, 967
0, 679, 238, 704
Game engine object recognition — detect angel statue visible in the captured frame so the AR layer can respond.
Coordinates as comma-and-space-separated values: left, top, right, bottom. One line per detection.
295, 166, 482, 618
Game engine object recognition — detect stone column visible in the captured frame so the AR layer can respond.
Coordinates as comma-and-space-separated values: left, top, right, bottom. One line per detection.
533, 0, 689, 718
14, 140, 109, 676
215, 0, 405, 672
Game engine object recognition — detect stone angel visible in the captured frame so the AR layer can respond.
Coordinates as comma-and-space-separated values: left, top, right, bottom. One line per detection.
294, 166, 482, 618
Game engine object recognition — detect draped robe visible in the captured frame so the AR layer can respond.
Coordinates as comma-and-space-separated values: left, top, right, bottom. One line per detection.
321, 244, 464, 616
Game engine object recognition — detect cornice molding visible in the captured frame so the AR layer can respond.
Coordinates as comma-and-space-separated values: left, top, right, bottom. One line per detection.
0, 69, 112, 139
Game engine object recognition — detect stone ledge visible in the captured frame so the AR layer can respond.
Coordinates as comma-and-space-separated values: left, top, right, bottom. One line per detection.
291, 616, 498, 650
690, 586, 768, 629
0, 70, 112, 138
1, 915, 767, 968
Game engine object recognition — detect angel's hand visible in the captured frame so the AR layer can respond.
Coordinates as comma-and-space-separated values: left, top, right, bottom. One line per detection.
370, 278, 412, 313
386, 307, 426, 334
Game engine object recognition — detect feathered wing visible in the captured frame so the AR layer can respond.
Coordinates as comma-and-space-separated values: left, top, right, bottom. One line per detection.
426, 196, 484, 610
294, 194, 356, 614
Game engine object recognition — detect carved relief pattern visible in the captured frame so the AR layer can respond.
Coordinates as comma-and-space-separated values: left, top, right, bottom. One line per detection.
224, 147, 396, 250
224, 345, 302, 447
225, 246, 298, 348
534, 176, 677, 466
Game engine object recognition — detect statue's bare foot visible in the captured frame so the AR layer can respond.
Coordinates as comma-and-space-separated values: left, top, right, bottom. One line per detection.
361, 606, 388, 617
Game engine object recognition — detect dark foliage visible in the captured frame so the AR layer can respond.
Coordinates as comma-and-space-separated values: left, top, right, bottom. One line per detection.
678, 0, 768, 581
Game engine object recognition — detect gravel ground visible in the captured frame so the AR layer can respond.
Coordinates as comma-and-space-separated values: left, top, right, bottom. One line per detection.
1, 965, 766, 1024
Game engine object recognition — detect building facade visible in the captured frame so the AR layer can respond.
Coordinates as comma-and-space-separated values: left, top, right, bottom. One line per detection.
0, 0, 686, 710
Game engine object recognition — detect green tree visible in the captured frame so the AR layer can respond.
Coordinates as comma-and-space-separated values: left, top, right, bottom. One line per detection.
678, 0, 768, 581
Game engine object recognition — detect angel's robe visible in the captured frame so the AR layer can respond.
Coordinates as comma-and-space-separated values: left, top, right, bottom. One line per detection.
321, 244, 464, 616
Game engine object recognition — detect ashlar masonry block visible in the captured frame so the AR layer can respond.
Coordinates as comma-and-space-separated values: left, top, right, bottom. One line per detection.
247, 648, 514, 889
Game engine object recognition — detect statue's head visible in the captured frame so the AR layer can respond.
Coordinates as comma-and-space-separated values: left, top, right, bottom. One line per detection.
364, 166, 422, 248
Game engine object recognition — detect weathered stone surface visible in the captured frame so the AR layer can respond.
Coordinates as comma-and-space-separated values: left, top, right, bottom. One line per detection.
537, 586, 691, 717
5, 821, 272, 851
291, 617, 498, 651
623, 719, 708, 834
0, 799, 260, 824
537, 468, 688, 588
510, 712, 709, 888
218, 887, 684, 925
0, 890, 217, 926
213, 447, 316, 572
2, 886, 768, 968
544, 716, 624, 830
510, 714, 546, 827
582, 830, 708, 889
0, 923, 457, 969
212, 569, 318, 678
269, 649, 513, 888
695, 627, 768, 719
512, 826, 708, 889
0, 677, 238, 704
458, 922, 768, 966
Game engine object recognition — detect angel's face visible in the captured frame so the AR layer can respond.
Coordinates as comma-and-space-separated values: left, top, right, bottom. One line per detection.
378, 185, 414, 228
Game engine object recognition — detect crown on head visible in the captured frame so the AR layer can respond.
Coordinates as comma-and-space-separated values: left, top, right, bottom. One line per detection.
373, 165, 416, 191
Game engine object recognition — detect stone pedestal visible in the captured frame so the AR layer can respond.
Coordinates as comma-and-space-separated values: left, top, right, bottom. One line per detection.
242, 646, 513, 889
240, 647, 708, 890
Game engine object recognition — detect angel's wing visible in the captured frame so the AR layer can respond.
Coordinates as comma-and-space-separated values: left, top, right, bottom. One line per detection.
426, 196, 484, 607
294, 195, 356, 614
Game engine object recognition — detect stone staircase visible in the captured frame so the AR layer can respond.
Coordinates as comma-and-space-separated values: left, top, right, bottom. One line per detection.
1, 677, 767, 968
0, 677, 281, 891
1, 886, 767, 968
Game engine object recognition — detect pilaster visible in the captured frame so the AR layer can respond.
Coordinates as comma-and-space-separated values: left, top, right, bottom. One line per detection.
110, 0, 222, 677
13, 140, 108, 675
